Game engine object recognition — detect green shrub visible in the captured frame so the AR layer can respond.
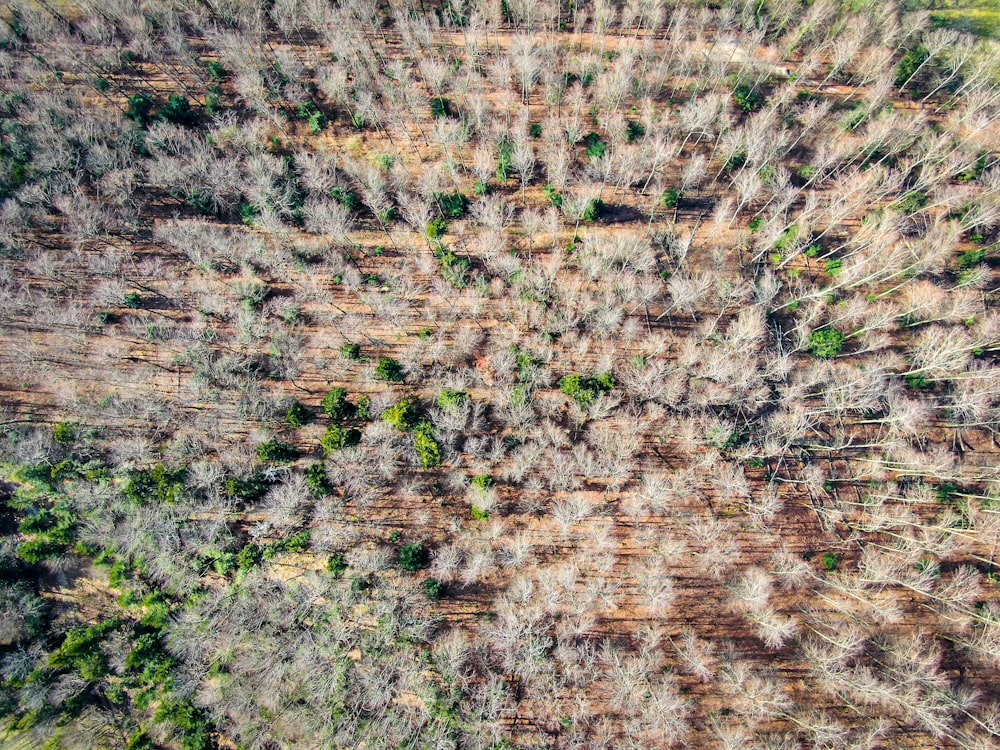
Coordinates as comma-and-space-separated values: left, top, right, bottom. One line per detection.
959, 248, 987, 268
206, 61, 227, 81
413, 421, 442, 469
327, 553, 347, 577
543, 184, 563, 207
399, 542, 429, 571
355, 395, 371, 421
52, 422, 76, 445
321, 387, 354, 419
154, 698, 215, 750
49, 618, 121, 680
659, 188, 678, 208
307, 110, 327, 133
583, 132, 606, 160
427, 216, 448, 239
430, 96, 452, 118
125, 93, 154, 125
581, 197, 603, 222
122, 464, 187, 505
160, 94, 196, 126
331, 187, 361, 211
265, 530, 311, 558
820, 553, 839, 571
339, 342, 362, 360
809, 327, 845, 358
375, 357, 404, 382
438, 389, 470, 411
285, 401, 313, 428
732, 83, 760, 112
305, 462, 332, 497
321, 424, 361, 453
473, 178, 489, 195
434, 191, 469, 218
237, 543, 263, 572
472, 474, 493, 491
382, 399, 418, 431
496, 138, 513, 181
226, 472, 270, 502
424, 577, 444, 600
559, 372, 614, 408
17, 536, 67, 563
123, 291, 142, 309
529, 122, 542, 138
896, 45, 929, 88
257, 439, 300, 463
438, 247, 472, 287
240, 202, 260, 225
626, 120, 645, 142
825, 258, 843, 276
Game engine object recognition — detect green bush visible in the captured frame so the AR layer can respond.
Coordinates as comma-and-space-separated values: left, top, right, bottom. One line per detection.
331, 187, 361, 211
237, 543, 263, 572
399, 542, 429, 571
257, 439, 300, 463
124, 291, 142, 309
17, 536, 67, 563
581, 197, 603, 222
438, 389, 470, 411
160, 94, 196, 126
321, 424, 361, 453
959, 248, 987, 268
809, 327, 845, 358
382, 399, 418, 431
896, 45, 929, 88
355, 395, 371, 420
820, 553, 839, 571
327, 553, 347, 577
732, 83, 761, 112
339, 342, 362, 360
430, 96, 452, 118
307, 110, 327, 133
265, 530, 311, 558
559, 372, 615, 408
375, 357, 404, 382
285, 401, 313, 428
206, 61, 227, 81
583, 132, 606, 160
125, 93, 154, 125
496, 138, 513, 181
659, 188, 679, 208
305, 462, 332, 497
434, 191, 469, 218
52, 422, 76, 445
413, 421, 442, 469
427, 216, 449, 239
226, 472, 270, 502
321, 387, 354, 419
49, 618, 121, 680
542, 184, 564, 207
122, 464, 187, 505
471, 474, 493, 490
424, 577, 444, 600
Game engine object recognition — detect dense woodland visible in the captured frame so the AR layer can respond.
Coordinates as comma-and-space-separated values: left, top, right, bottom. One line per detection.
1, 0, 999, 748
